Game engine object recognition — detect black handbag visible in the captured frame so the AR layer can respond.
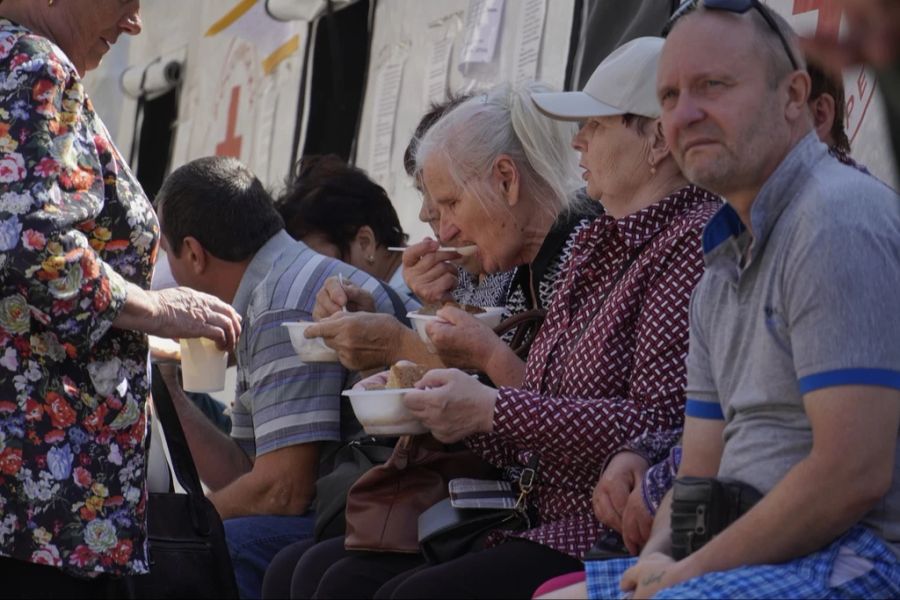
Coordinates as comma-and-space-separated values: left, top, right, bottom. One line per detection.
416, 456, 538, 564
125, 365, 239, 598
312, 437, 396, 541
417, 498, 530, 564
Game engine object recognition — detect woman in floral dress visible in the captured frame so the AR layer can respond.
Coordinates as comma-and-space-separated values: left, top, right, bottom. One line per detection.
0, 1, 241, 595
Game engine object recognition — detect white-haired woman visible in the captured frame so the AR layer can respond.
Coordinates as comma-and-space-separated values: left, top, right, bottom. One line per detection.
304, 83, 597, 388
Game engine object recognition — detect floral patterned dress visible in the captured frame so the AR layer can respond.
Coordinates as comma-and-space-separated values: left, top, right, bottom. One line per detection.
0, 20, 158, 578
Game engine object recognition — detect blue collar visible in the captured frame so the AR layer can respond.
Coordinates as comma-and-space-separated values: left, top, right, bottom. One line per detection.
702, 132, 827, 263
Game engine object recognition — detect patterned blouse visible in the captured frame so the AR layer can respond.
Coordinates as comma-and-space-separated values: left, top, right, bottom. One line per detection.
0, 21, 158, 578
466, 185, 721, 559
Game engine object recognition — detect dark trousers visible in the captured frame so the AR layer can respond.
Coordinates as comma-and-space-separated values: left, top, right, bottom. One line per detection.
262, 536, 582, 599
0, 556, 132, 599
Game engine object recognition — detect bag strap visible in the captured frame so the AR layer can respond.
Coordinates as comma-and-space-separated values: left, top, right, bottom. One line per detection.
150, 364, 213, 533
493, 308, 548, 359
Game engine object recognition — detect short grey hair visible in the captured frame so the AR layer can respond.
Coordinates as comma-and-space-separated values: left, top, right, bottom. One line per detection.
413, 82, 583, 220
677, 5, 806, 88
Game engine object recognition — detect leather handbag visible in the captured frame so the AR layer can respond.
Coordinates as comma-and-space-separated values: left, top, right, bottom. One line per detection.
344, 434, 496, 553
125, 366, 239, 598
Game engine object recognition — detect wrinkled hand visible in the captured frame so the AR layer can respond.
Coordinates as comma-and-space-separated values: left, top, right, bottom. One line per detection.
312, 276, 376, 320
403, 368, 497, 443
621, 552, 690, 599
592, 452, 650, 536
426, 306, 502, 371
305, 312, 404, 371
152, 287, 241, 351
402, 239, 461, 304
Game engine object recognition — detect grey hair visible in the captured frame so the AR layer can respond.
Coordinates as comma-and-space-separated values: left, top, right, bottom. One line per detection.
413, 81, 583, 220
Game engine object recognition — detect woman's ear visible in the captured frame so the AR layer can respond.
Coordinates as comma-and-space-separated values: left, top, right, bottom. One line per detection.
648, 119, 671, 169
350, 225, 378, 265
181, 236, 208, 275
493, 155, 520, 207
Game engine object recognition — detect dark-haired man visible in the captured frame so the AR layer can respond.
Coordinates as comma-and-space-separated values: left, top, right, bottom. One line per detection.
155, 156, 409, 599
576, 4, 900, 600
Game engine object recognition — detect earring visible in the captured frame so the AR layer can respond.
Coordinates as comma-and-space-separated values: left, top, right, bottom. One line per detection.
650, 166, 657, 176
48, 0, 55, 5
367, 255, 375, 265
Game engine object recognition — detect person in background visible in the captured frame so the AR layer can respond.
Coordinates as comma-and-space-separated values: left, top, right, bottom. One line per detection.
155, 156, 409, 600
276, 154, 417, 305
0, 1, 242, 596
802, 0, 900, 180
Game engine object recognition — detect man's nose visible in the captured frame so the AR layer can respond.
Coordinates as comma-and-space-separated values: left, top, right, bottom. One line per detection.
121, 10, 143, 36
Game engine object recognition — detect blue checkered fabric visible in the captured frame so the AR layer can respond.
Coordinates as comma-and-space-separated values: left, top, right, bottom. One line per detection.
585, 527, 900, 599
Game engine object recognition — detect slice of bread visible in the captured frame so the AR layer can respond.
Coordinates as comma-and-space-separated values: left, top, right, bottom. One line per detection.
386, 362, 429, 389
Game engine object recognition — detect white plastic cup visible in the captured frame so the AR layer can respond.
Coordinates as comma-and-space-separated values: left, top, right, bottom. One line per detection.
179, 338, 227, 393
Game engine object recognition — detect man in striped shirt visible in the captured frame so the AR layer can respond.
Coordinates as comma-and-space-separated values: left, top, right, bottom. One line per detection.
156, 157, 412, 599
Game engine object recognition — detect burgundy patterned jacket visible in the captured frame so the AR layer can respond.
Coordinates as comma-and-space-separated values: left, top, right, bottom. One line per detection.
465, 185, 721, 558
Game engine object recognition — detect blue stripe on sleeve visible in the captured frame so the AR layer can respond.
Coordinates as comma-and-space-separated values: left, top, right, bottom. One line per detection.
798, 369, 900, 394
685, 398, 725, 420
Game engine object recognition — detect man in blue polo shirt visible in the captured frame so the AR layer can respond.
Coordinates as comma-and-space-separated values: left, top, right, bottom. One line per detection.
576, 4, 900, 600
155, 156, 413, 599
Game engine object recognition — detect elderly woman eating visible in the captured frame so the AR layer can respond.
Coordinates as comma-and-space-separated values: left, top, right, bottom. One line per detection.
306, 83, 597, 388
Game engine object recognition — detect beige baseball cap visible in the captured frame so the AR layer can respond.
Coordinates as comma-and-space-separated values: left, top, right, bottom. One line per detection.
532, 36, 664, 121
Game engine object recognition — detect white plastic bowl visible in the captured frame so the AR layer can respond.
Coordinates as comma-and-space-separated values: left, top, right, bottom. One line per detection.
406, 306, 505, 352
282, 322, 339, 362
343, 387, 428, 436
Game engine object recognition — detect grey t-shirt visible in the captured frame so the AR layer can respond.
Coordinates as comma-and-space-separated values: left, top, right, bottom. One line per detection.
685, 133, 900, 554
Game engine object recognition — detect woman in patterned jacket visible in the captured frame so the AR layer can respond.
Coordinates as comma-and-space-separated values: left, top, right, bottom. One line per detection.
0, 1, 240, 595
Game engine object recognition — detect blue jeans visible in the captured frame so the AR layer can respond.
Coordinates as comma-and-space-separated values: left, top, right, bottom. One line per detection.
224, 514, 315, 599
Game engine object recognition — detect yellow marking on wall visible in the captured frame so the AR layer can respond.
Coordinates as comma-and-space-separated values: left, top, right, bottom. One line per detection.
205, 0, 258, 37
262, 35, 301, 74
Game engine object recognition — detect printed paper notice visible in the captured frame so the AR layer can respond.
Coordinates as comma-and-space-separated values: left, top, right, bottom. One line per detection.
459, 0, 505, 74
424, 36, 453, 104
369, 51, 407, 188
514, 0, 546, 85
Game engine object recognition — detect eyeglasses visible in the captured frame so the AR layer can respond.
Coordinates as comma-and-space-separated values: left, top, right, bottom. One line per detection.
663, 0, 800, 71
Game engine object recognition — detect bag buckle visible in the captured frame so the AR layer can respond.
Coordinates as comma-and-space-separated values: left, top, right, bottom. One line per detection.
514, 455, 539, 511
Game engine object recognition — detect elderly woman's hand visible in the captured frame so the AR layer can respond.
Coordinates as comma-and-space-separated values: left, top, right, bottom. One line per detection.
152, 287, 242, 351
402, 239, 461, 304
592, 451, 651, 553
426, 306, 503, 371
312, 276, 377, 320
115, 284, 242, 351
305, 312, 407, 371
402, 369, 497, 443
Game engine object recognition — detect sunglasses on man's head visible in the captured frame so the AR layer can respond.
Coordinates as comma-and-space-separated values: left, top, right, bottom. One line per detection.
663, 0, 800, 71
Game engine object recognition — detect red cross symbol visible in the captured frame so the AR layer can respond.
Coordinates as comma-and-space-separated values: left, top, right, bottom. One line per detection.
216, 86, 243, 158
793, 0, 843, 40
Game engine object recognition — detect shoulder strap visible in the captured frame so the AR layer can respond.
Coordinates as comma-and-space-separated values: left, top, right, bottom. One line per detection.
150, 364, 212, 531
